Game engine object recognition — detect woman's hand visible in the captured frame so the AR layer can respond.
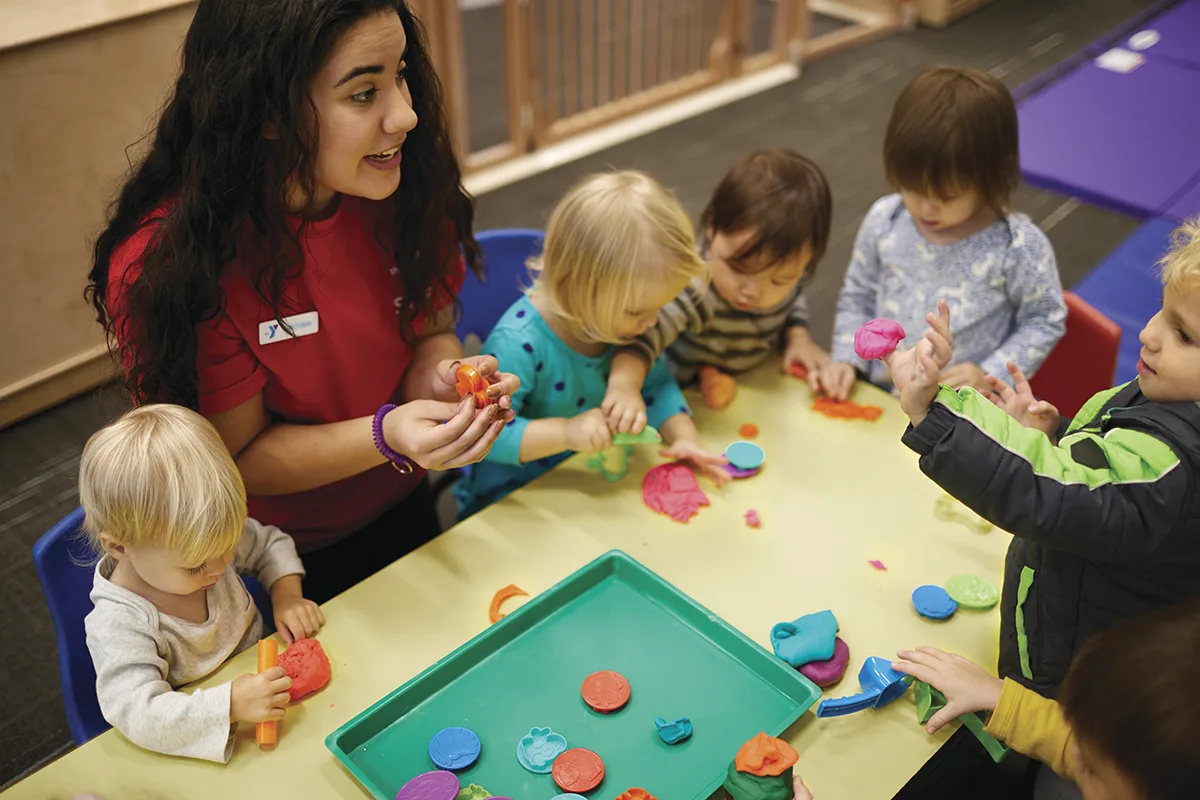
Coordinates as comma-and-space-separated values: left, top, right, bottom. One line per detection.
891, 647, 1004, 734
430, 356, 519, 419
382, 397, 505, 470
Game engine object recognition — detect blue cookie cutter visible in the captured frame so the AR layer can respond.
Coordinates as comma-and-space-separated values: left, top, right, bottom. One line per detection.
816, 656, 911, 717
912, 585, 958, 620
770, 610, 839, 667
429, 726, 481, 770
654, 716, 693, 744
516, 726, 568, 774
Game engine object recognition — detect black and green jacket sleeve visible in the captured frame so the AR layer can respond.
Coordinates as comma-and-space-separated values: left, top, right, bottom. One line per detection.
902, 386, 1188, 563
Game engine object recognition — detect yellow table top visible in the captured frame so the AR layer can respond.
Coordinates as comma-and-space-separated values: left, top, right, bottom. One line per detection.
5, 368, 1009, 799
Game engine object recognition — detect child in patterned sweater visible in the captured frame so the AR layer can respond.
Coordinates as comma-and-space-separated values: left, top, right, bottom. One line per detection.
818, 65, 1066, 401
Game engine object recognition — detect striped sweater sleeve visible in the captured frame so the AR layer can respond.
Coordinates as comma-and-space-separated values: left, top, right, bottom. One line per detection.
623, 277, 711, 365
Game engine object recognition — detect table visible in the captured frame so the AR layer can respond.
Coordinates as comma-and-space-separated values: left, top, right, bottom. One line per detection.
4, 368, 1010, 799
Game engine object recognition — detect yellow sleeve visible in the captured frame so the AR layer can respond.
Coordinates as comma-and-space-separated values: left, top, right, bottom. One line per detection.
984, 678, 1078, 779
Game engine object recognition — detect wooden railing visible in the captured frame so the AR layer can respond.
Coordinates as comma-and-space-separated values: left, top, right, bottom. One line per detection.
421, 0, 911, 173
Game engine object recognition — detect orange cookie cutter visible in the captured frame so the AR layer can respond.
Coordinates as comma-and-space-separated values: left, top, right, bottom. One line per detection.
455, 363, 492, 406
488, 584, 528, 623
813, 396, 883, 421
616, 790, 658, 800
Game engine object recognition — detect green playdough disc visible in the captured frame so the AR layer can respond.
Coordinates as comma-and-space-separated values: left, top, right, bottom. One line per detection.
944, 574, 999, 609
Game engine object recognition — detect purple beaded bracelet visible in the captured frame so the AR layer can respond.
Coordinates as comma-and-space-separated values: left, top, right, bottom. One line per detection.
373, 404, 416, 474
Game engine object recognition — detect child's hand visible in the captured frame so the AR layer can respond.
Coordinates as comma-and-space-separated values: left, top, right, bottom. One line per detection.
982, 362, 1061, 443
941, 362, 987, 391
813, 362, 857, 401
884, 301, 952, 426
891, 647, 1003, 734
230, 667, 292, 724
792, 774, 814, 800
660, 440, 730, 486
566, 409, 613, 454
783, 328, 830, 386
601, 386, 648, 435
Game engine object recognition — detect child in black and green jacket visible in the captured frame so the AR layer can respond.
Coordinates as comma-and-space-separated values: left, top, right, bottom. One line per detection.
886, 217, 1200, 702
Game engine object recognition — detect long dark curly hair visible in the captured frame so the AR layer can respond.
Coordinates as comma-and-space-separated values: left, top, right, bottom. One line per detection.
85, 0, 480, 408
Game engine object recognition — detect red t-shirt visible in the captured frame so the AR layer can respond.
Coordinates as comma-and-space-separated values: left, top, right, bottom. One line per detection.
107, 195, 462, 551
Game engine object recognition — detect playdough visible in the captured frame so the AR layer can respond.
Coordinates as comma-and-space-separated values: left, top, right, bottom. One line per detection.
278, 638, 331, 702
395, 771, 460, 800
725, 441, 765, 470
787, 363, 808, 380
853, 318, 906, 360
745, 509, 761, 528
770, 610, 839, 667
812, 397, 883, 421
722, 733, 798, 800
488, 584, 529, 624
616, 790, 657, 800
613, 425, 661, 445
454, 363, 492, 407
912, 585, 958, 620
550, 796, 588, 800
724, 463, 761, 479
699, 366, 737, 409
868, 559, 888, 571
428, 727, 481, 771
642, 463, 710, 523
516, 727, 568, 774
739, 423, 759, 438
798, 637, 850, 687
944, 574, 1000, 609
455, 786, 491, 800
654, 716, 693, 744
552, 748, 606, 793
581, 670, 631, 713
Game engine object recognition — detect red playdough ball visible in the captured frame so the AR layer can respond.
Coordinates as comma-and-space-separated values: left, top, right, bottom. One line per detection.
278, 638, 332, 701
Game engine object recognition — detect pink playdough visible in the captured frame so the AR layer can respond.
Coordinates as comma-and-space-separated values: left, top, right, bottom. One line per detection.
278, 638, 331, 701
642, 463, 710, 523
798, 637, 850, 687
853, 319, 906, 360
868, 559, 888, 571
745, 510, 761, 528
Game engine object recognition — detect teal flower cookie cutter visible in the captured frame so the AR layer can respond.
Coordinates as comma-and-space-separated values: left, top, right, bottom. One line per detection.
586, 445, 632, 482
516, 726, 568, 774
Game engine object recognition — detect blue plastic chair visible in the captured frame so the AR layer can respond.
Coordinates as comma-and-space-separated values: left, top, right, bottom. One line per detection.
455, 228, 545, 344
32, 507, 275, 745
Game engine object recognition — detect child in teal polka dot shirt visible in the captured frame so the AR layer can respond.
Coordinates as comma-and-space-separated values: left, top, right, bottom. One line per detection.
454, 171, 729, 519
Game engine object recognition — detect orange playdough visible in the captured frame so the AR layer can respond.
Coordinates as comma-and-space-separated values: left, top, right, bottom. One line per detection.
734, 732, 799, 777
699, 366, 736, 409
616, 790, 657, 800
812, 397, 883, 421
738, 423, 759, 438
278, 638, 331, 701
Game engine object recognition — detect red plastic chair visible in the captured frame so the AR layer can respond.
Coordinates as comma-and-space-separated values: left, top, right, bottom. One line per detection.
1028, 291, 1121, 419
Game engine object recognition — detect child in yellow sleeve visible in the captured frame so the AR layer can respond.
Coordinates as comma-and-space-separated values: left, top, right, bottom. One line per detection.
893, 598, 1200, 800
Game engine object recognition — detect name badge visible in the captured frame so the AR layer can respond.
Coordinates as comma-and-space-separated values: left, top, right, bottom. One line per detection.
259, 311, 319, 345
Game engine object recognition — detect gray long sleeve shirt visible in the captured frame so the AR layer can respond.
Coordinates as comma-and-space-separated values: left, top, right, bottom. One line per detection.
84, 518, 304, 762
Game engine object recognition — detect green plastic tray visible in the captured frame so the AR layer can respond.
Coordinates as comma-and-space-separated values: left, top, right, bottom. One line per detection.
326, 550, 820, 799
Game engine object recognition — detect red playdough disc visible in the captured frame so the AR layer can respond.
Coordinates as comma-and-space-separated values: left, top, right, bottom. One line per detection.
580, 670, 630, 713
552, 748, 606, 793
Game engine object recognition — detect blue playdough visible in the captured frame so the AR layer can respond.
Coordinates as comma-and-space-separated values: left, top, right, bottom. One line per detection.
770, 610, 839, 667
654, 716, 693, 744
816, 656, 911, 718
516, 727, 568, 774
429, 726, 481, 770
552, 796, 589, 800
912, 585, 958, 620
725, 441, 765, 470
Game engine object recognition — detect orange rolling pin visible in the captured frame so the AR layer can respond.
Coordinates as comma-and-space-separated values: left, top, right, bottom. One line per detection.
255, 639, 278, 749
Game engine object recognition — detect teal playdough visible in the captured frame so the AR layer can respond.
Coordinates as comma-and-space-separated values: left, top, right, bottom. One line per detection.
654, 716, 693, 744
770, 610, 838, 667
516, 727, 567, 774
725, 441, 765, 470
722, 762, 794, 800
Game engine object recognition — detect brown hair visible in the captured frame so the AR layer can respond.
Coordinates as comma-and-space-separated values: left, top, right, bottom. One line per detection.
699, 148, 832, 275
1060, 598, 1200, 800
884, 65, 1019, 215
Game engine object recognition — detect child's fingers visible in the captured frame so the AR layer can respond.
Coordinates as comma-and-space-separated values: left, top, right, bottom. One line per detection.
792, 774, 814, 800
925, 706, 957, 734
262, 666, 288, 681
266, 707, 287, 720
272, 691, 293, 708
277, 622, 295, 646
268, 673, 293, 692
1006, 361, 1032, 392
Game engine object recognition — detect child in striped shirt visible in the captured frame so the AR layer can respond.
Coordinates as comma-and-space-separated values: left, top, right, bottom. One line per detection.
602, 149, 832, 432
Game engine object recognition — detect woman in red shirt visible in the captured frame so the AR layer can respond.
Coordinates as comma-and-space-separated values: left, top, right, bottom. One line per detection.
85, 0, 518, 602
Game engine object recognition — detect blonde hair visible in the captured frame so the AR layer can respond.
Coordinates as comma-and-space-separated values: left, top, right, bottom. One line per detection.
528, 170, 706, 343
1160, 216, 1200, 290
79, 404, 246, 565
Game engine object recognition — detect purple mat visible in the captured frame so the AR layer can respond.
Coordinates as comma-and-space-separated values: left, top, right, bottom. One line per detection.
1019, 58, 1200, 217
1123, 0, 1200, 69
1165, 177, 1200, 222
